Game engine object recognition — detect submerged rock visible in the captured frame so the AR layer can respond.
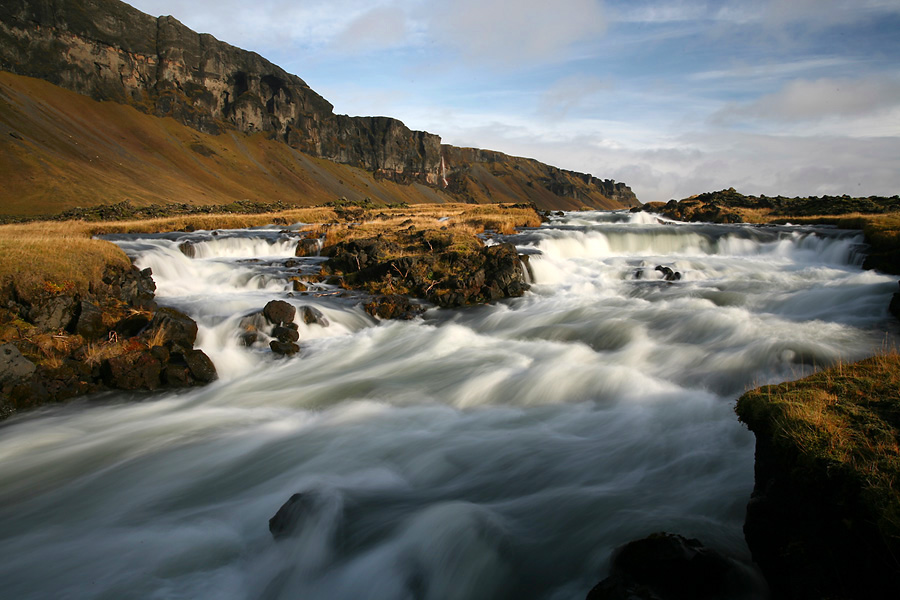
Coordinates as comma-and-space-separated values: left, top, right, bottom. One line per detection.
586, 532, 764, 600
269, 493, 316, 539
299, 305, 329, 327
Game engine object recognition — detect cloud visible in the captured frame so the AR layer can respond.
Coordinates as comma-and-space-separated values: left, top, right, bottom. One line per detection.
714, 76, 900, 123
331, 6, 410, 53
538, 75, 612, 118
423, 0, 606, 66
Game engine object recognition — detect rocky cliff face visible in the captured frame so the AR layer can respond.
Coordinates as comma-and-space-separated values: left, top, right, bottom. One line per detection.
0, 0, 637, 208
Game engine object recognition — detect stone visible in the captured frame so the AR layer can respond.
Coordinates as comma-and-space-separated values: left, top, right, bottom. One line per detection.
0, 343, 36, 387
181, 349, 217, 382
178, 241, 195, 258
655, 265, 682, 281
291, 278, 307, 292
74, 300, 107, 340
269, 493, 315, 539
148, 307, 198, 350
586, 532, 764, 600
263, 300, 296, 326
270, 340, 300, 355
295, 238, 320, 257
272, 325, 300, 343
114, 313, 151, 338
28, 295, 78, 331
100, 350, 162, 390
299, 306, 329, 327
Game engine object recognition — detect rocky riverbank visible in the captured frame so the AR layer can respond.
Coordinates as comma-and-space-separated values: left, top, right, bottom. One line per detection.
0, 264, 216, 421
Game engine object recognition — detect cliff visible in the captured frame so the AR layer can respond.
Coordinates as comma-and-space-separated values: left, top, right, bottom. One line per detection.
0, 0, 637, 212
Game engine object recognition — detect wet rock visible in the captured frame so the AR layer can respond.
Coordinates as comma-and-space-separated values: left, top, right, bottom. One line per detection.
272, 325, 300, 343
291, 278, 307, 292
0, 343, 36, 388
28, 295, 78, 331
240, 331, 259, 347
269, 493, 316, 539
149, 307, 198, 350
182, 349, 217, 382
284, 258, 300, 268
270, 340, 300, 355
483, 242, 527, 297
100, 350, 162, 390
655, 265, 682, 281
295, 238, 320, 257
178, 241, 196, 258
74, 300, 107, 340
586, 532, 764, 600
264, 300, 296, 326
299, 306, 329, 327
364, 295, 425, 320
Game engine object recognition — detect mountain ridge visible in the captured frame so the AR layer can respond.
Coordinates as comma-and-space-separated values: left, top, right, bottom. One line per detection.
0, 0, 638, 212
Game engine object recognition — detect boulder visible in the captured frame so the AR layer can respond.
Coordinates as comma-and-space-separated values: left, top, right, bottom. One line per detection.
114, 313, 151, 338
291, 278, 308, 292
263, 300, 296, 326
178, 241, 196, 258
655, 265, 682, 281
270, 340, 300, 355
272, 325, 300, 343
299, 306, 329, 327
269, 493, 316, 539
0, 343, 36, 388
364, 295, 425, 320
295, 238, 320, 257
483, 242, 528, 297
586, 532, 764, 600
182, 349, 217, 382
100, 350, 162, 390
28, 295, 78, 331
148, 307, 198, 350
74, 300, 107, 340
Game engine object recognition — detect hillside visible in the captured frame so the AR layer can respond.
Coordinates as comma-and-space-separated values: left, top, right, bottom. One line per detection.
0, 0, 637, 215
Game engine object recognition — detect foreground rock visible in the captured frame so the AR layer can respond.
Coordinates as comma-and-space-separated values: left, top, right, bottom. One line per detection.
736, 355, 900, 599
586, 532, 765, 600
0, 265, 216, 420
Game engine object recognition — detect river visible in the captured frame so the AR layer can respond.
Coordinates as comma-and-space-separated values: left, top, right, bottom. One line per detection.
0, 211, 896, 599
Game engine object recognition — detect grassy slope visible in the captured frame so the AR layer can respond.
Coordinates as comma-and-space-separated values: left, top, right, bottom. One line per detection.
737, 352, 900, 545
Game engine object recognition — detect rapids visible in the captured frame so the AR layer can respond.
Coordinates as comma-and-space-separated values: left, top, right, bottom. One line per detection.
0, 211, 896, 599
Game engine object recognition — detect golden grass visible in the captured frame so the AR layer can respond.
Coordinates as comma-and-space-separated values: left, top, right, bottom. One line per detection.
737, 351, 900, 539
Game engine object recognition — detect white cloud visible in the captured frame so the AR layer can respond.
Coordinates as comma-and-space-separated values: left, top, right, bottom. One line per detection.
423, 0, 606, 66
715, 76, 900, 123
331, 6, 410, 53
538, 75, 612, 118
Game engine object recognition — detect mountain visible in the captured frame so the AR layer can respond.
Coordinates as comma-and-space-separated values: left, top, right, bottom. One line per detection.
0, 0, 638, 215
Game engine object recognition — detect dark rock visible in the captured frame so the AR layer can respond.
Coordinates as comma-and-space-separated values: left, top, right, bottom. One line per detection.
162, 354, 192, 387
299, 305, 329, 327
270, 340, 300, 355
263, 300, 296, 326
114, 313, 151, 338
179, 240, 196, 258
655, 265, 682, 281
324, 237, 399, 272
240, 331, 259, 347
269, 493, 315, 539
483, 242, 528, 297
28, 295, 78, 331
291, 278, 307, 292
364, 295, 425, 320
295, 238, 320, 257
100, 350, 162, 390
272, 325, 300, 343
74, 300, 107, 340
148, 307, 198, 350
182, 349, 217, 382
284, 259, 299, 268
149, 344, 170, 363
0, 343, 36, 388
586, 532, 764, 600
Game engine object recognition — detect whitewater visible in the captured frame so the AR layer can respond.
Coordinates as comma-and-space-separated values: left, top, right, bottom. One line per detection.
0, 211, 897, 599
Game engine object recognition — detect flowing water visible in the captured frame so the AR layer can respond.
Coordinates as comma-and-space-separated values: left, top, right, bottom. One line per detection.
1, 211, 897, 599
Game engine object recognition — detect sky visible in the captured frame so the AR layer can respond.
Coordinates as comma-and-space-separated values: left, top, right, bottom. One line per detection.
126, 0, 900, 203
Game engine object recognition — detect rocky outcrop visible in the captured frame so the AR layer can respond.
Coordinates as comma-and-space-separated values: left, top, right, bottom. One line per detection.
0, 0, 637, 210
586, 532, 765, 600
0, 264, 216, 420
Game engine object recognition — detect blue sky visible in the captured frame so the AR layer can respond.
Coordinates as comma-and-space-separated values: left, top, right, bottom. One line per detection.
127, 0, 900, 203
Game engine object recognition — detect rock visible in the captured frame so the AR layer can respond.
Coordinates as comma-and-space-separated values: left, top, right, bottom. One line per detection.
272, 325, 300, 343
181, 349, 217, 382
295, 238, 320, 257
586, 532, 764, 600
269, 492, 316, 539
483, 242, 528, 297
364, 295, 425, 320
179, 241, 196, 258
28, 295, 78, 331
74, 300, 107, 340
114, 313, 151, 338
291, 278, 307, 292
148, 307, 198, 350
0, 343, 36, 388
284, 259, 299, 268
100, 350, 162, 390
324, 238, 399, 273
655, 265, 682, 281
299, 306, 329, 327
270, 340, 300, 355
240, 331, 259, 347
263, 300, 296, 326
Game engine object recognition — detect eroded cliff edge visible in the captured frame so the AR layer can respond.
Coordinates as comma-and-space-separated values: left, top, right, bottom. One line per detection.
0, 0, 637, 211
